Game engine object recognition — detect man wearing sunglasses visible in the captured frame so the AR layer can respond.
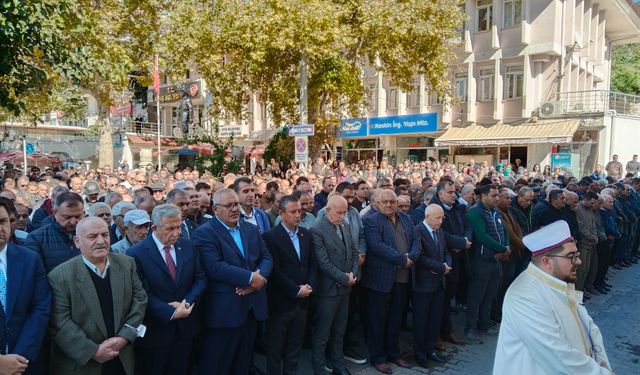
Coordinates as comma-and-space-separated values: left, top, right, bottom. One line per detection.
493, 220, 612, 374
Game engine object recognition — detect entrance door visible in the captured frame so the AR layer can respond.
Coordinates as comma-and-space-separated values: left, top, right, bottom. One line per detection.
510, 146, 528, 169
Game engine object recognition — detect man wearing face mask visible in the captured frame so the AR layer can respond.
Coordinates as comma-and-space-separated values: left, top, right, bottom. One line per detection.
126, 204, 206, 374
493, 220, 613, 375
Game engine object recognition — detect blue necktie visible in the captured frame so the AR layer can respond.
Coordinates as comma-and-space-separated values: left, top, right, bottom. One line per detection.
0, 267, 7, 312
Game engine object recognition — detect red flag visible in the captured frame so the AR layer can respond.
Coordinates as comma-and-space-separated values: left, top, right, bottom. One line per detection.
153, 56, 160, 95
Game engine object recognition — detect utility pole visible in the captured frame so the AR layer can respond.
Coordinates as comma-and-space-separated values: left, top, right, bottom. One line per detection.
299, 54, 308, 175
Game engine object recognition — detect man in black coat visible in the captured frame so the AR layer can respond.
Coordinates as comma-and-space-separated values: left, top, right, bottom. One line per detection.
263, 196, 316, 375
429, 180, 471, 346
532, 189, 565, 230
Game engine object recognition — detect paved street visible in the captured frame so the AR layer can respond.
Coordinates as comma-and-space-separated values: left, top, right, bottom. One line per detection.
256, 265, 640, 374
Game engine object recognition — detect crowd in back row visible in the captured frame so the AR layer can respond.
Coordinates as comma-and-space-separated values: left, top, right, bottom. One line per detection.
0, 153, 638, 375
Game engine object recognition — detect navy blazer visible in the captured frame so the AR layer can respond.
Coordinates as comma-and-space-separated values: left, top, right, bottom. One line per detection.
126, 235, 206, 347
362, 212, 418, 293
411, 223, 463, 293
262, 224, 316, 315
0, 244, 51, 374
192, 217, 273, 328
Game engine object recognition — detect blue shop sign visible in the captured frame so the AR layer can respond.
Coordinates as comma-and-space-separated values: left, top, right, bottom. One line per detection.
337, 113, 438, 138
338, 117, 368, 138
551, 153, 572, 169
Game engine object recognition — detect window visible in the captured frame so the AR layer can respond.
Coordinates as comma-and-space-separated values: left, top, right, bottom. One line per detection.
261, 101, 268, 120
368, 84, 377, 111
479, 69, 495, 101
408, 78, 421, 108
505, 65, 524, 99
503, 0, 522, 28
477, 0, 493, 32
386, 87, 397, 110
428, 90, 442, 105
455, 73, 468, 102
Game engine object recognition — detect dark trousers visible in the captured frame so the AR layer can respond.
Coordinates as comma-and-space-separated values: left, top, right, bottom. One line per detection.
412, 287, 444, 361
266, 304, 308, 375
614, 234, 628, 263
440, 275, 457, 338
496, 258, 513, 318
311, 294, 349, 375
344, 283, 365, 351
465, 259, 501, 332
456, 252, 470, 305
576, 242, 595, 291
365, 282, 409, 365
135, 337, 193, 375
511, 250, 531, 281
595, 242, 613, 287
585, 242, 600, 290
198, 312, 257, 375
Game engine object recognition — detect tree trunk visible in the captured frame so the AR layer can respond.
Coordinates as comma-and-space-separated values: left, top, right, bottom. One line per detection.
97, 102, 114, 168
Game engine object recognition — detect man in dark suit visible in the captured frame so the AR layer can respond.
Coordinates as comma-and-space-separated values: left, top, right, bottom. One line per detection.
48, 217, 147, 375
263, 195, 315, 375
0, 199, 51, 375
362, 190, 417, 374
166, 189, 198, 239
411, 205, 467, 368
310, 195, 359, 375
126, 204, 206, 374
192, 188, 272, 375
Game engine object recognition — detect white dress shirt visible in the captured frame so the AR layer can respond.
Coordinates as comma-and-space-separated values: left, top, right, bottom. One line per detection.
152, 232, 176, 265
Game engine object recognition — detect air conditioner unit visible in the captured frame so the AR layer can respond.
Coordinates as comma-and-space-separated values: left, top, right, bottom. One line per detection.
539, 101, 564, 118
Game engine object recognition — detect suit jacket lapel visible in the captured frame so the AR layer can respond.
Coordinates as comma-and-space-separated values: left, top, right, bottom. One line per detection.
146, 236, 173, 281
175, 239, 184, 282
108, 255, 125, 329
277, 224, 301, 265
6, 245, 25, 319
75, 258, 108, 338
212, 219, 246, 262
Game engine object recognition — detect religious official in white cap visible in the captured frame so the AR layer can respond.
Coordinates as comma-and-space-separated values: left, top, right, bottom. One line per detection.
493, 220, 613, 375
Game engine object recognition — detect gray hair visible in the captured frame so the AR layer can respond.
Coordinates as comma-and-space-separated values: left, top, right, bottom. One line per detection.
461, 183, 475, 196
50, 185, 69, 206
212, 188, 237, 205
87, 202, 111, 217
518, 187, 533, 197
166, 188, 187, 204
112, 201, 136, 216
423, 187, 437, 203
104, 192, 123, 206
151, 204, 182, 226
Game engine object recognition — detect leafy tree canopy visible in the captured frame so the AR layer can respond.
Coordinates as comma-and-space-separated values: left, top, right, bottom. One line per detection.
611, 43, 640, 95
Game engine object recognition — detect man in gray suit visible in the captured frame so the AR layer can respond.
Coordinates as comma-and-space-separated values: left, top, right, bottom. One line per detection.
48, 217, 148, 375
310, 195, 360, 375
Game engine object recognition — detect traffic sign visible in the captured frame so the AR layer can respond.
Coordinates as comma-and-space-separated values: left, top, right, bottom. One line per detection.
294, 136, 308, 164
25, 143, 35, 154
288, 124, 314, 137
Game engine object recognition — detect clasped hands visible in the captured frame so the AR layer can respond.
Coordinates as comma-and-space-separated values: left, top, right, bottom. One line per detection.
92, 336, 127, 364
0, 353, 29, 375
235, 270, 267, 296
169, 299, 194, 320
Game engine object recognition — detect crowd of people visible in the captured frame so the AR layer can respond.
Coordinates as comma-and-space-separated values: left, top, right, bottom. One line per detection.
0, 151, 637, 375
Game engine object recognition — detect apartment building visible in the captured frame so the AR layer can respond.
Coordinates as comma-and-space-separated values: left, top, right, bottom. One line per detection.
338, 0, 640, 177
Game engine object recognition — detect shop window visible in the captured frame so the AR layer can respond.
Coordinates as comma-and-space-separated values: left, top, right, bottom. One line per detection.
479, 69, 495, 102
387, 87, 398, 110
503, 0, 522, 28
477, 0, 493, 32
455, 73, 468, 102
505, 65, 524, 99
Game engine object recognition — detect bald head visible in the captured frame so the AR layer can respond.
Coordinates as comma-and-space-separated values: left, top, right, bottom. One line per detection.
565, 191, 578, 210
74, 217, 110, 264
326, 195, 348, 225
424, 204, 444, 230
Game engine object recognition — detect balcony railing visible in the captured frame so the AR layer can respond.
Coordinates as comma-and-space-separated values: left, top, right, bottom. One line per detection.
555, 90, 640, 117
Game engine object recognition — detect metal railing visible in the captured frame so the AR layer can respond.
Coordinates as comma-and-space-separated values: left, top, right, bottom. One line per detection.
555, 90, 640, 117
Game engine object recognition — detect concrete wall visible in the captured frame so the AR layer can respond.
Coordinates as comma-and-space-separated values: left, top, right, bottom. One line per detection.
602, 113, 640, 165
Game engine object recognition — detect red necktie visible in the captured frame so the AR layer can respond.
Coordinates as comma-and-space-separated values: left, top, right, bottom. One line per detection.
163, 245, 177, 281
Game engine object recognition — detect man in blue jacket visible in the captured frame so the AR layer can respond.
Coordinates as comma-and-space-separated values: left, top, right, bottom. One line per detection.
24, 192, 84, 273
192, 188, 272, 375
0, 198, 52, 375
233, 177, 271, 234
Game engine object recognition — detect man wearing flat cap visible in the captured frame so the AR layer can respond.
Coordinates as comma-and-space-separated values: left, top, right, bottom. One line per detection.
493, 220, 612, 374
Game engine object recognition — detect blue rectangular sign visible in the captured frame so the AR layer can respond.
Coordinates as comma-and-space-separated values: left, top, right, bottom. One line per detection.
288, 125, 315, 136
337, 113, 438, 138
368, 113, 438, 135
551, 153, 572, 169
338, 117, 368, 138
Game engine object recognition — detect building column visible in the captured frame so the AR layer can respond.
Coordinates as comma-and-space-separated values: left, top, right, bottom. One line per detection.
522, 53, 534, 119
467, 62, 477, 123
494, 58, 504, 122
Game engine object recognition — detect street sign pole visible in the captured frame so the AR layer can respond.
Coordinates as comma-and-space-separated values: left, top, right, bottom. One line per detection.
299, 54, 308, 174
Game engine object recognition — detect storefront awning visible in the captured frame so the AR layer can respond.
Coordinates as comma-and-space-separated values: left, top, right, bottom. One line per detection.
435, 120, 581, 146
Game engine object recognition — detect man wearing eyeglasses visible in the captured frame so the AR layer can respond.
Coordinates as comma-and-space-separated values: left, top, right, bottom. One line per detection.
192, 188, 272, 375
493, 220, 613, 375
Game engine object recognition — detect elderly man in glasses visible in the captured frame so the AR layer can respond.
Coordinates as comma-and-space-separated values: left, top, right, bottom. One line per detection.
493, 220, 612, 375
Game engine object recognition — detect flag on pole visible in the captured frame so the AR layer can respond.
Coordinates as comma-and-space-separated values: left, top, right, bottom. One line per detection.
153, 55, 160, 95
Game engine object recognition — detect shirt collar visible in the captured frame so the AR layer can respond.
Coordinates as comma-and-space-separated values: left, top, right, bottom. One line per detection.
216, 216, 239, 232
281, 223, 299, 238
82, 255, 110, 279
240, 207, 254, 218
0, 243, 7, 266
422, 221, 436, 234
151, 231, 172, 252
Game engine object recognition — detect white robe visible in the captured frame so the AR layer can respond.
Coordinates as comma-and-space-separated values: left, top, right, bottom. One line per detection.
493, 263, 612, 375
